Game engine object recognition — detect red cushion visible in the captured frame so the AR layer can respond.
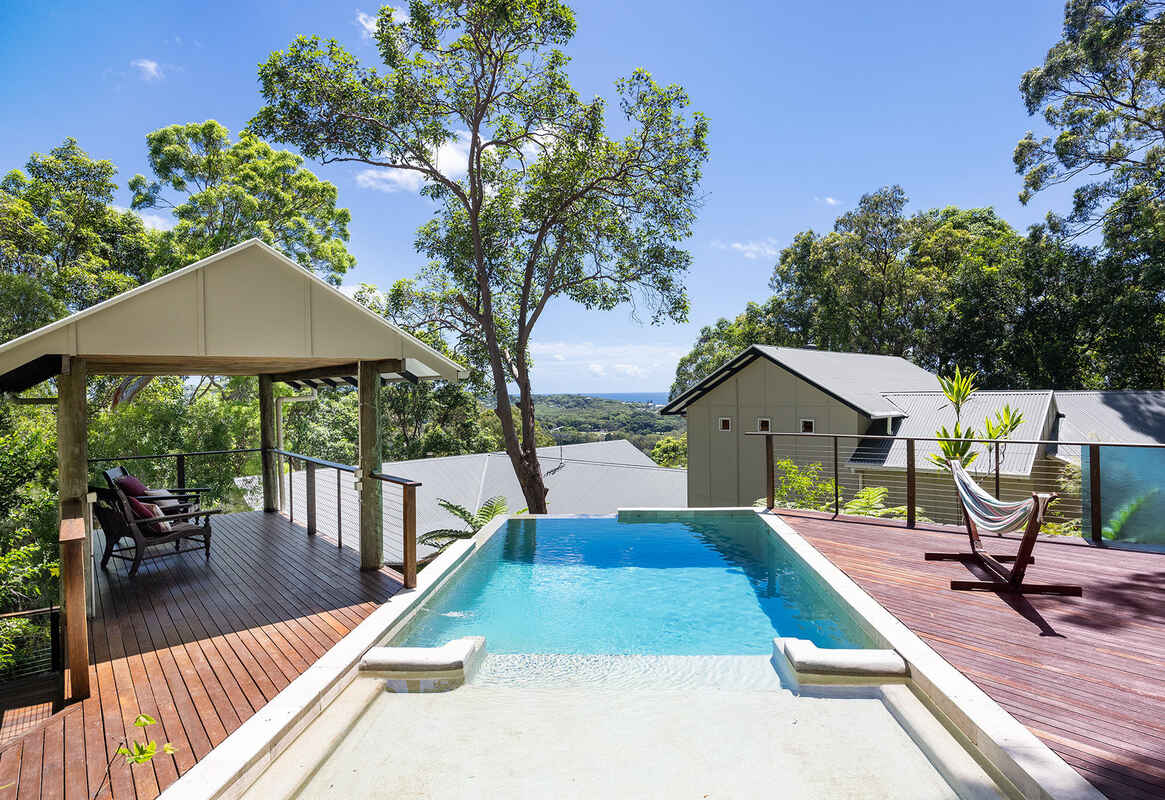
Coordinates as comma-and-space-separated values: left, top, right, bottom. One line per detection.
126, 496, 165, 535
116, 474, 149, 496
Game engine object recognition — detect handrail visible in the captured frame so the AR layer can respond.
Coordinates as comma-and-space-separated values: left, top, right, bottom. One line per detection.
370, 471, 422, 488
0, 605, 58, 621
744, 430, 1165, 449
269, 448, 357, 474
88, 447, 261, 463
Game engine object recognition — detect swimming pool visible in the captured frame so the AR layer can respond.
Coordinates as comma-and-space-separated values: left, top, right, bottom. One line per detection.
391, 510, 873, 654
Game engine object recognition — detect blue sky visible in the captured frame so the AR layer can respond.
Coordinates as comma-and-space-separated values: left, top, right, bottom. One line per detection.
0, 1, 1069, 393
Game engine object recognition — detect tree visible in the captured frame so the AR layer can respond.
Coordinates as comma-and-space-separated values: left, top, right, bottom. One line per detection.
0, 138, 156, 334
130, 120, 355, 283
252, 1, 708, 512
1015, 0, 1165, 236
650, 432, 687, 467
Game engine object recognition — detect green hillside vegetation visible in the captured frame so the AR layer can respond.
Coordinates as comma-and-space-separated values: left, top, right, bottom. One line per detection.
530, 395, 685, 456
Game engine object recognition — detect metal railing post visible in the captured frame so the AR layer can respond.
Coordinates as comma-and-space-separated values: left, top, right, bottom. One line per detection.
289, 456, 294, 523
765, 435, 775, 510
306, 460, 317, 535
336, 468, 343, 550
176, 453, 186, 494
49, 608, 61, 672
833, 435, 840, 517
1089, 443, 1102, 543
994, 441, 1001, 498
906, 438, 916, 529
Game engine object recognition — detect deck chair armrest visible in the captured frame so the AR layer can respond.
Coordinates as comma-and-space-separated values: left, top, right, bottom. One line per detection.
164, 486, 211, 493
132, 492, 201, 501
157, 509, 223, 523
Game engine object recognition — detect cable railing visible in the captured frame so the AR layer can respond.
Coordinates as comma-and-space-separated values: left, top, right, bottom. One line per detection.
746, 431, 1165, 546
0, 607, 61, 686
271, 449, 420, 588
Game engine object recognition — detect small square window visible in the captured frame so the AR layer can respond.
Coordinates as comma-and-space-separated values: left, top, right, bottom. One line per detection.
718, 417, 732, 432
756, 418, 771, 432
800, 418, 815, 434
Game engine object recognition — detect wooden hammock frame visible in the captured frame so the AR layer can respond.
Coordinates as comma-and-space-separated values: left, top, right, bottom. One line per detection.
924, 460, 1082, 596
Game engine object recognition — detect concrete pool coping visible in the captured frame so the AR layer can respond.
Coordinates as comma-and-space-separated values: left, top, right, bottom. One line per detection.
158, 508, 1102, 800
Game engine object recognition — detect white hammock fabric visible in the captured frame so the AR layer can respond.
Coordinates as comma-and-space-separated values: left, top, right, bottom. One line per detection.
951, 460, 1033, 534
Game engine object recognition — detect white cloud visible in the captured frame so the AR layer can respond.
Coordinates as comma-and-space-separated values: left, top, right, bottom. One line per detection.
815, 195, 841, 206
529, 340, 688, 391
354, 131, 471, 193
114, 205, 173, 231
711, 238, 779, 260
356, 7, 407, 38
130, 58, 163, 81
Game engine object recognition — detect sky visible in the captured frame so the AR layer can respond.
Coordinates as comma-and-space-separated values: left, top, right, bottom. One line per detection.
0, 1, 1072, 393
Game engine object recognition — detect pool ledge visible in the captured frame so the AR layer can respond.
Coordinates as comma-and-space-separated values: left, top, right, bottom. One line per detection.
753, 509, 1105, 800
774, 636, 908, 685
359, 636, 487, 691
156, 515, 510, 800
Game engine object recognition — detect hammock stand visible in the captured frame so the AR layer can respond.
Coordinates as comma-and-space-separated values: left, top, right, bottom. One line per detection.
924, 459, 1082, 596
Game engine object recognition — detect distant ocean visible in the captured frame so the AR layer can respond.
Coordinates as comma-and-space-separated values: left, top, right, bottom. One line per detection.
583, 392, 670, 405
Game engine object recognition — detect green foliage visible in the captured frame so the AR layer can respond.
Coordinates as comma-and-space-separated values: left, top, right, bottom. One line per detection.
763, 459, 838, 512
650, 433, 687, 467
130, 120, 354, 283
530, 394, 683, 455
252, 0, 708, 512
419, 495, 517, 549
928, 423, 980, 471
95, 713, 177, 798
0, 138, 155, 332
984, 404, 1023, 440
1102, 489, 1159, 540
841, 486, 918, 520
937, 366, 977, 425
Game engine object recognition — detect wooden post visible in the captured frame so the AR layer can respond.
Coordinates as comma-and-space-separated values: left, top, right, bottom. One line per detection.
357, 361, 383, 570
306, 461, 317, 535
403, 483, 417, 589
1089, 443, 1102, 543
765, 435, 775, 511
906, 438, 916, 529
60, 512, 89, 700
258, 374, 278, 513
57, 354, 90, 699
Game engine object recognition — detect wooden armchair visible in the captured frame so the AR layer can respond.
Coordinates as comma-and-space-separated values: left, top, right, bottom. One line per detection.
102, 465, 210, 513
93, 485, 220, 577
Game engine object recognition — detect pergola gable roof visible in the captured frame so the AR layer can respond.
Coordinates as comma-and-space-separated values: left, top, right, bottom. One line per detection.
0, 239, 467, 391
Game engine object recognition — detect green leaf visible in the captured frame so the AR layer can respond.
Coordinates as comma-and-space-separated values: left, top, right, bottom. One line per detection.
133, 713, 156, 728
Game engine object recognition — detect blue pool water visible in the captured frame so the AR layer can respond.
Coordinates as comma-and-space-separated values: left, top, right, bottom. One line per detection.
392, 512, 872, 654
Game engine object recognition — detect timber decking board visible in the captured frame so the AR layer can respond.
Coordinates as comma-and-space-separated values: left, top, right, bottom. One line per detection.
0, 510, 400, 800
783, 510, 1165, 800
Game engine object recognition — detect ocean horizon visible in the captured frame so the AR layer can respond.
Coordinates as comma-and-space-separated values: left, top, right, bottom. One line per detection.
581, 392, 670, 405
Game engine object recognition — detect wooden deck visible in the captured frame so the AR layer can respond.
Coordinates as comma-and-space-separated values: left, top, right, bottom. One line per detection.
0, 510, 402, 800
782, 510, 1165, 800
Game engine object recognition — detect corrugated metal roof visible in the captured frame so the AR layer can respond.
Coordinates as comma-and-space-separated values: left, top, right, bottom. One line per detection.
850, 390, 1054, 476
1049, 391, 1165, 463
662, 345, 938, 418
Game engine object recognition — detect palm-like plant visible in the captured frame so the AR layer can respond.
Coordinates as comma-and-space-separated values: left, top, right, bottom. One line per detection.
419, 496, 517, 549
928, 422, 979, 471
937, 366, 978, 425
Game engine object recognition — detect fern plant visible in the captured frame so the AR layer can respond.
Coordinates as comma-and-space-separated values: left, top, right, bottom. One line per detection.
419, 496, 519, 549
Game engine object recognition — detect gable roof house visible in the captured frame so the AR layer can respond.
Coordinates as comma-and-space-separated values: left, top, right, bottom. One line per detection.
662, 345, 1165, 513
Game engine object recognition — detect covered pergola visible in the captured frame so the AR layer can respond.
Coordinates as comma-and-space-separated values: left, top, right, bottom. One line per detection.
0, 238, 466, 700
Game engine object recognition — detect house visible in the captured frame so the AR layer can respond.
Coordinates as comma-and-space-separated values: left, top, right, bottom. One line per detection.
662, 345, 1165, 514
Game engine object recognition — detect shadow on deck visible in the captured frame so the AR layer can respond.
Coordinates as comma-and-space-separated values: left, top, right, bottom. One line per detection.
779, 509, 1165, 800
0, 510, 402, 800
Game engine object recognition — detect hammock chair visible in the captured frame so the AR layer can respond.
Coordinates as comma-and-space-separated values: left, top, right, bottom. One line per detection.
924, 459, 1082, 596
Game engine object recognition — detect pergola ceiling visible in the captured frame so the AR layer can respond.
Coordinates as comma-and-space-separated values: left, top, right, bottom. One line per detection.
0, 239, 467, 393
